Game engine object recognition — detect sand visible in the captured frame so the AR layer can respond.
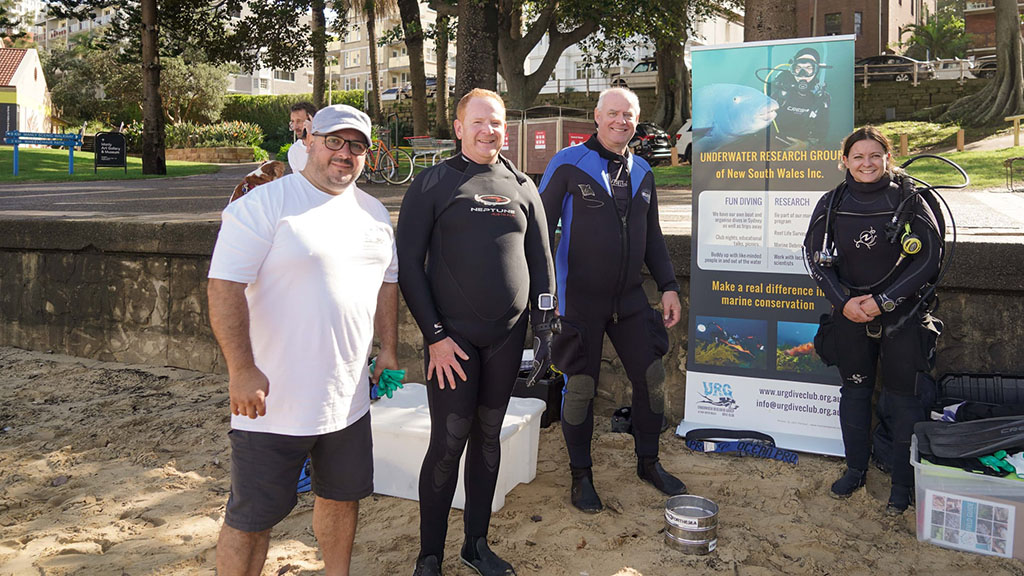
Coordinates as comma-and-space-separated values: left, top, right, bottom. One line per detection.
1, 345, 1023, 575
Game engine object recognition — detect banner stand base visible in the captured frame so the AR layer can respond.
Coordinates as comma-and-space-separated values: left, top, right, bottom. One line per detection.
674, 419, 846, 457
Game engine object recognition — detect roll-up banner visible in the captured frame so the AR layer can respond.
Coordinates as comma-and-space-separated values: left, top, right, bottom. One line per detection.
677, 35, 856, 455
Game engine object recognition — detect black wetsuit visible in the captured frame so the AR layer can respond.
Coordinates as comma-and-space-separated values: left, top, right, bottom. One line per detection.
397, 154, 554, 560
539, 135, 678, 468
804, 171, 942, 489
772, 74, 830, 145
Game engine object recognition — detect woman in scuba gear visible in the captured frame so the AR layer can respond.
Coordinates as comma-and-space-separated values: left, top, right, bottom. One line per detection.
804, 126, 942, 515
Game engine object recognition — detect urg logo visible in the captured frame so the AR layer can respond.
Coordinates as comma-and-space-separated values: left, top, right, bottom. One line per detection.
702, 381, 733, 398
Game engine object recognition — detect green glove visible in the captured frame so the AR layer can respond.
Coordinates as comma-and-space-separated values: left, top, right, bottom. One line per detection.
979, 451, 1015, 474
370, 359, 406, 399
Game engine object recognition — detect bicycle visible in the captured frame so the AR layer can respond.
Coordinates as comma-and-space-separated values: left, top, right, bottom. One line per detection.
363, 129, 413, 185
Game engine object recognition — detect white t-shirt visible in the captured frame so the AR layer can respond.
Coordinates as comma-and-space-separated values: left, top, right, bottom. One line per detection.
288, 139, 308, 173
208, 172, 399, 436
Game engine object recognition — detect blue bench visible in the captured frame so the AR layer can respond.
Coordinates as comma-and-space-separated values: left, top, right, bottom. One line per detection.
5, 131, 84, 175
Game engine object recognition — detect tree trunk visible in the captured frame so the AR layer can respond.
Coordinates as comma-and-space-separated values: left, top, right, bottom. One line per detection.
496, 0, 596, 110
651, 16, 689, 135
941, 0, 1024, 125
744, 0, 796, 41
434, 12, 451, 139
366, 0, 382, 122
311, 0, 327, 109
454, 0, 498, 103
140, 0, 165, 175
397, 0, 429, 136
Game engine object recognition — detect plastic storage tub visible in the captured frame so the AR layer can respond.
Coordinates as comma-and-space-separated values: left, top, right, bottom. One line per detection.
370, 383, 545, 512
912, 434, 1024, 559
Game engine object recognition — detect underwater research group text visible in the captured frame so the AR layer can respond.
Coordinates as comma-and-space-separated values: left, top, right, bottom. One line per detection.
699, 150, 842, 162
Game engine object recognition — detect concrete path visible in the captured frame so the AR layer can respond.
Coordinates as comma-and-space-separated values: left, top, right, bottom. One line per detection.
0, 163, 1021, 241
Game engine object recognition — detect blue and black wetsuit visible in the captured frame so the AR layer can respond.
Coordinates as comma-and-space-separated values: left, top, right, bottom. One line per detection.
397, 153, 554, 561
539, 135, 679, 468
804, 171, 942, 493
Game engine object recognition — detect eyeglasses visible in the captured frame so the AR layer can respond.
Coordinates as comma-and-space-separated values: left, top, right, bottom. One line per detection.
318, 134, 369, 156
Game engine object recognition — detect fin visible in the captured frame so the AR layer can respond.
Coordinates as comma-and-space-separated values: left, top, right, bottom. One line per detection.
915, 417, 1024, 459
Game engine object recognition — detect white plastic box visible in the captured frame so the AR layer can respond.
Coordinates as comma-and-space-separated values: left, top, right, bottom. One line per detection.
912, 434, 1024, 560
370, 382, 546, 512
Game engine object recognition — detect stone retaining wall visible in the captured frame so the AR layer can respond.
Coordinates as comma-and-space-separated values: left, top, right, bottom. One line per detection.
2, 218, 1022, 420
164, 147, 255, 163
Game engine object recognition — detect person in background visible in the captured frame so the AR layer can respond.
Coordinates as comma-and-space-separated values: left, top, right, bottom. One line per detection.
287, 101, 317, 173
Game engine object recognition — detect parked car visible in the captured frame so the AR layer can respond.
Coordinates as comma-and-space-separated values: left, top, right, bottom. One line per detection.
381, 87, 402, 101
932, 58, 974, 80
629, 122, 672, 166
974, 55, 997, 79
398, 77, 456, 99
675, 119, 692, 164
854, 55, 935, 82
611, 59, 658, 89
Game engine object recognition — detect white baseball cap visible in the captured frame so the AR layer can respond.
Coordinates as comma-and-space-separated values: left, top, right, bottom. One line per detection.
311, 104, 372, 145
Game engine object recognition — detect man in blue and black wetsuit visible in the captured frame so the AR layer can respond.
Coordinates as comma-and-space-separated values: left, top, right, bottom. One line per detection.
398, 88, 555, 576
538, 87, 686, 513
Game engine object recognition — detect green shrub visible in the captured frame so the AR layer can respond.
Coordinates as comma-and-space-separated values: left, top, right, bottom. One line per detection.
278, 142, 292, 161
222, 92, 365, 154
119, 120, 266, 153
165, 121, 264, 149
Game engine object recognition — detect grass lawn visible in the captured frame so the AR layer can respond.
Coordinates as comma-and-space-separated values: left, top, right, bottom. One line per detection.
653, 163, 691, 188
0, 147, 219, 183
896, 147, 1021, 191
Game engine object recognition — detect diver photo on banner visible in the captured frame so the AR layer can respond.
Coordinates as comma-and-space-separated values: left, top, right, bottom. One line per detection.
677, 36, 855, 456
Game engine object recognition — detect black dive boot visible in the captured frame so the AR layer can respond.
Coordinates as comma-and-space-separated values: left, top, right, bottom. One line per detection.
570, 466, 604, 513
830, 467, 867, 499
412, 555, 443, 576
460, 536, 515, 576
637, 456, 687, 496
886, 484, 914, 516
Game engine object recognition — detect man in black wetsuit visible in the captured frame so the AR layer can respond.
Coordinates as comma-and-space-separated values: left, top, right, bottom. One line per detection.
398, 88, 555, 576
538, 87, 686, 513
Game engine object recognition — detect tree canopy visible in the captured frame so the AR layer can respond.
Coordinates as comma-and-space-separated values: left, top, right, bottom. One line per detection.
900, 8, 969, 60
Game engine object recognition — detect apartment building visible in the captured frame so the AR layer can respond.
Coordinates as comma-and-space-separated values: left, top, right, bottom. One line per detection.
31, 6, 117, 51
963, 0, 1022, 58
795, 0, 937, 59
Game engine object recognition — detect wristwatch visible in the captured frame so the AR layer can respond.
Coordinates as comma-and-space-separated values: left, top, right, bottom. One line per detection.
537, 293, 557, 311
876, 293, 896, 313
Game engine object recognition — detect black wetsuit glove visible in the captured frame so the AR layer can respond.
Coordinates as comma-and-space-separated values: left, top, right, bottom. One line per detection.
526, 309, 555, 387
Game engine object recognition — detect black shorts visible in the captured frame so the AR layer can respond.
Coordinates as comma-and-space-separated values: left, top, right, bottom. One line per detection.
224, 411, 373, 533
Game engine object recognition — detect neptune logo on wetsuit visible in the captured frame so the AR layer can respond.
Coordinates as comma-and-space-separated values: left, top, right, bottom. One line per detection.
640, 188, 651, 203
473, 194, 511, 206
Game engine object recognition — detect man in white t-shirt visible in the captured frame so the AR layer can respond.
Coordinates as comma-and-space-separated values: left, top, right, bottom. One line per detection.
208, 104, 397, 576
287, 101, 317, 173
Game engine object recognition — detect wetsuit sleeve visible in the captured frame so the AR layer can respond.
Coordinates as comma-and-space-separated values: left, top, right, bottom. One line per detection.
396, 172, 448, 344
524, 183, 556, 322
538, 160, 569, 247
879, 195, 942, 303
643, 181, 680, 293
804, 188, 849, 310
